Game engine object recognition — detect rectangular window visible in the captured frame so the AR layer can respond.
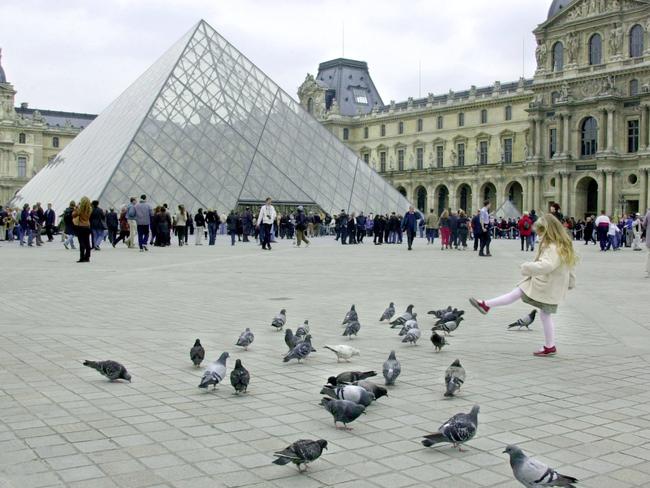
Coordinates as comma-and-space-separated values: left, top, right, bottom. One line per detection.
503, 138, 513, 163
458, 113, 464, 127
398, 121, 404, 134
417, 118, 423, 132
364, 127, 369, 139
437, 116, 443, 130
380, 151, 386, 172
628, 119, 640, 153
416, 147, 424, 170
352, 88, 368, 104
17, 156, 27, 178
436, 145, 444, 167
479, 141, 488, 165
343, 128, 349, 140
457, 143, 465, 166
380, 124, 386, 137
397, 149, 404, 171
481, 109, 488, 124
549, 128, 557, 158
363, 153, 370, 164
505, 106, 512, 121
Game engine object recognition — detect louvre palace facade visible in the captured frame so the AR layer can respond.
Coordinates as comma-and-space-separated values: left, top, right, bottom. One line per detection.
299, 0, 650, 219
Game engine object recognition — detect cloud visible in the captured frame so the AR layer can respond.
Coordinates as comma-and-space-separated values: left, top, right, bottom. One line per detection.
0, 0, 549, 113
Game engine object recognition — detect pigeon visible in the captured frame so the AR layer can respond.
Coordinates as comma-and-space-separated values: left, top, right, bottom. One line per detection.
390, 304, 414, 328
431, 331, 448, 352
323, 345, 360, 362
398, 314, 419, 336
427, 306, 452, 318
284, 329, 300, 351
444, 359, 466, 397
283, 335, 315, 363
402, 327, 422, 345
421, 405, 480, 451
190, 339, 205, 368
382, 350, 401, 385
236, 328, 255, 351
353, 380, 388, 400
380, 302, 395, 322
230, 359, 250, 394
432, 317, 464, 335
504, 444, 578, 487
320, 384, 375, 407
198, 352, 229, 389
295, 320, 310, 338
342, 305, 358, 325
342, 320, 360, 339
272, 439, 328, 472
507, 310, 537, 330
319, 397, 366, 430
271, 309, 286, 331
334, 371, 377, 384
83, 360, 131, 382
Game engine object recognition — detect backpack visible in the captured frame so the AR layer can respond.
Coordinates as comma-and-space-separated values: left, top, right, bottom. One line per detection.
523, 221, 530, 230
127, 205, 136, 219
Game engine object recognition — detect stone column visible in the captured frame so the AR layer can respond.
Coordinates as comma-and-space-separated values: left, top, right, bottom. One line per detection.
598, 109, 607, 153
448, 185, 457, 212
561, 172, 570, 215
556, 173, 563, 209
472, 181, 480, 212
525, 176, 532, 211
597, 171, 605, 213
639, 169, 648, 213
640, 105, 648, 150
563, 114, 571, 156
606, 109, 615, 152
535, 117, 543, 158
534, 175, 542, 212
605, 170, 614, 215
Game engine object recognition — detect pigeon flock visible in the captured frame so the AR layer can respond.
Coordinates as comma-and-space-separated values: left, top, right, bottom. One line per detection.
79, 302, 577, 485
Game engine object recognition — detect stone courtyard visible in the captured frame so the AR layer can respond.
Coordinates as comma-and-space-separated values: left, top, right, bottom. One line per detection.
1, 237, 649, 488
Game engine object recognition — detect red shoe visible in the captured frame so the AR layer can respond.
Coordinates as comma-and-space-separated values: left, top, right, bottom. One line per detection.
533, 346, 557, 357
469, 298, 490, 315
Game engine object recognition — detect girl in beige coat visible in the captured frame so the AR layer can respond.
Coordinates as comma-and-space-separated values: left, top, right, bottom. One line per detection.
470, 214, 577, 357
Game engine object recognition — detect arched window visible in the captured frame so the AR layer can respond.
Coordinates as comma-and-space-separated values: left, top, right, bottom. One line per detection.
630, 79, 639, 96
18, 133, 26, 144
480, 109, 488, 124
589, 34, 602, 65
552, 42, 564, 71
398, 121, 404, 134
307, 98, 314, 114
342, 128, 349, 140
630, 24, 644, 58
52, 136, 60, 148
505, 105, 512, 121
581, 117, 598, 157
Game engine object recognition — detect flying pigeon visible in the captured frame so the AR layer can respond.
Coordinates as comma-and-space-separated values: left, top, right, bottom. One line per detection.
382, 350, 401, 385
283, 335, 315, 363
432, 317, 464, 335
320, 384, 375, 407
380, 302, 395, 322
296, 320, 310, 338
198, 352, 229, 389
342, 320, 360, 339
319, 397, 366, 430
390, 304, 414, 328
334, 371, 377, 384
83, 360, 131, 382
272, 439, 328, 472
236, 328, 255, 351
402, 326, 422, 345
271, 309, 286, 331
190, 339, 205, 368
427, 306, 452, 318
504, 444, 578, 487
398, 314, 419, 336
507, 310, 537, 330
353, 380, 388, 400
421, 405, 480, 451
323, 345, 360, 362
342, 305, 358, 325
444, 359, 466, 397
431, 331, 448, 352
230, 359, 250, 394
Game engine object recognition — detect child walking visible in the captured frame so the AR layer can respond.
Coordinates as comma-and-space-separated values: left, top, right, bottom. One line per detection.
469, 214, 577, 357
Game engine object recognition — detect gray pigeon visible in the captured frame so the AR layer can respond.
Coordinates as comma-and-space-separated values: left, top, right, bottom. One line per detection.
382, 350, 401, 385
272, 439, 328, 472
319, 397, 366, 430
190, 339, 205, 367
507, 310, 537, 330
444, 359, 466, 397
504, 445, 578, 487
83, 360, 131, 382
271, 309, 286, 331
283, 335, 315, 363
427, 306, 452, 318
236, 328, 254, 351
380, 302, 395, 322
334, 371, 377, 384
342, 320, 360, 339
342, 305, 358, 325
198, 352, 229, 389
390, 304, 414, 328
430, 331, 448, 352
401, 327, 421, 345
295, 320, 310, 338
432, 317, 464, 335
398, 314, 419, 336
437, 308, 465, 323
230, 359, 250, 394
320, 384, 375, 407
284, 329, 299, 350
353, 380, 388, 400
421, 405, 479, 451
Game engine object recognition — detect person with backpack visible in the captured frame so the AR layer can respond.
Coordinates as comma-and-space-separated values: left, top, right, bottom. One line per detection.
126, 197, 137, 249
294, 206, 310, 247
518, 212, 534, 252
226, 210, 239, 246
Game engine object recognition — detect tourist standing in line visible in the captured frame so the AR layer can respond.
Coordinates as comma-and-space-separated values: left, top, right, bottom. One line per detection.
90, 200, 106, 250
135, 194, 153, 252
62, 201, 76, 249
3, 208, 15, 241
425, 209, 439, 245
194, 208, 206, 246
241, 207, 253, 242
157, 207, 172, 247
356, 212, 366, 243
373, 213, 383, 245
401, 205, 420, 251
583, 216, 595, 245
33, 203, 44, 246
44, 203, 56, 242
256, 197, 276, 250
632, 213, 642, 251
471, 210, 481, 252
226, 210, 239, 246
470, 214, 577, 356
594, 210, 611, 251
518, 211, 534, 251
112, 207, 130, 247
106, 207, 119, 245
206, 209, 219, 245
18, 203, 29, 246
439, 210, 450, 250
73, 197, 92, 263
449, 210, 459, 249
28, 204, 39, 247
174, 205, 187, 246
126, 197, 137, 249
294, 206, 310, 247
479, 200, 492, 257
457, 210, 469, 250
347, 212, 357, 244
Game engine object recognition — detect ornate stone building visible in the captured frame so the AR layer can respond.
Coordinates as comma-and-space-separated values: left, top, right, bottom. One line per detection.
298, 0, 650, 218
0, 50, 96, 205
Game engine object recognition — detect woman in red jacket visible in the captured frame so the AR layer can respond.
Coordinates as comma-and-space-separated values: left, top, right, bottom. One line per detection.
518, 212, 534, 252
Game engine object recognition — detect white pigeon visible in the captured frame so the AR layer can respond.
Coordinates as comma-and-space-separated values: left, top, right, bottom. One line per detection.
323, 345, 360, 362
198, 352, 229, 389
504, 445, 578, 487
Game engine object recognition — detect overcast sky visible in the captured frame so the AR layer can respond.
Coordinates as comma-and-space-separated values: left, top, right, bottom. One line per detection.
0, 0, 550, 114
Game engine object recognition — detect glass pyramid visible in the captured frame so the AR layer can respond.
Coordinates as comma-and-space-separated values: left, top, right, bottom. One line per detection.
12, 20, 410, 216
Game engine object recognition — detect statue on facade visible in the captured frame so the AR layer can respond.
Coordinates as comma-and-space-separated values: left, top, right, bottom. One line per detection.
427, 93, 434, 104
450, 149, 457, 164
559, 82, 571, 102
328, 97, 339, 116
407, 97, 413, 109
567, 33, 579, 64
609, 24, 624, 56
469, 85, 477, 98
602, 74, 618, 95
535, 40, 548, 69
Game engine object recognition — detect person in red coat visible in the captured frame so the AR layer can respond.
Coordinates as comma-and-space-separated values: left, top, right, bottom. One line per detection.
518, 213, 534, 252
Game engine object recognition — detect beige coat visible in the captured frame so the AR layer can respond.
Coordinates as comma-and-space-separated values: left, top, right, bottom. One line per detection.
518, 243, 575, 305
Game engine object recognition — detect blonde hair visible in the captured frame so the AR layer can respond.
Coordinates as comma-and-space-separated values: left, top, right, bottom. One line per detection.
440, 209, 449, 219
78, 196, 91, 215
534, 214, 578, 267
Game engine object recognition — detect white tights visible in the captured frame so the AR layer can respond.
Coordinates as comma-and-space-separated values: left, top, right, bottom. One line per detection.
486, 288, 555, 348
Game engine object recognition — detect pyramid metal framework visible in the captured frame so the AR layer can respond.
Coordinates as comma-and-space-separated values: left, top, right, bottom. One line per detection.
12, 20, 410, 216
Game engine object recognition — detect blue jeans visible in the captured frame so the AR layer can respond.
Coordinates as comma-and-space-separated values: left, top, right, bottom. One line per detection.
92, 229, 104, 248
27, 228, 35, 246
208, 222, 217, 245
65, 232, 76, 248
230, 231, 236, 246
18, 225, 26, 244
137, 224, 149, 249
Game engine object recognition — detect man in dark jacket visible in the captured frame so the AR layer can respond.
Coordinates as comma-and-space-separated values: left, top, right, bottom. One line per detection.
294, 206, 310, 247
373, 214, 383, 245
401, 206, 421, 251
106, 208, 119, 245
471, 210, 482, 252
241, 207, 253, 242
90, 201, 107, 250
356, 212, 366, 243
449, 211, 459, 249
44, 203, 56, 242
